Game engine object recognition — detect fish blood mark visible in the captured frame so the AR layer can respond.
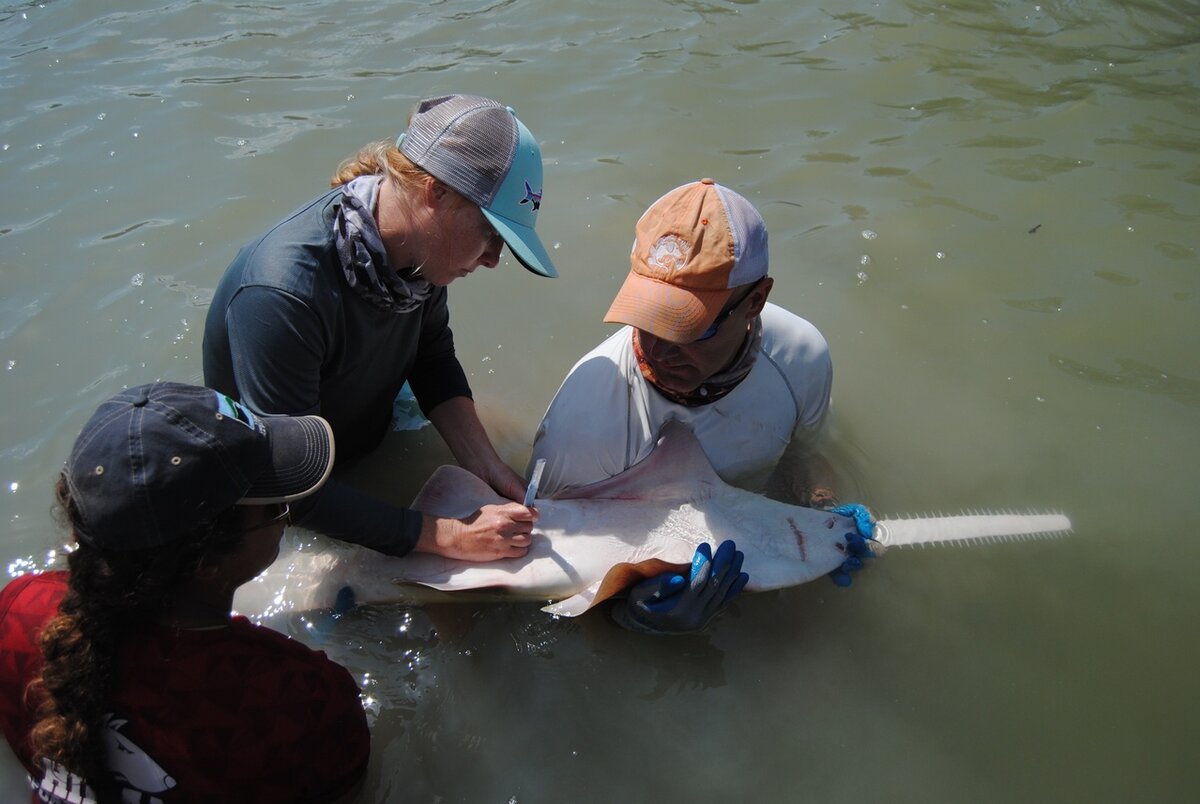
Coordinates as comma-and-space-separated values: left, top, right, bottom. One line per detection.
788, 518, 808, 562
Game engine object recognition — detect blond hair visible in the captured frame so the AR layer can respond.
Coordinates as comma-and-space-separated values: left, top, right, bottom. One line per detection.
330, 140, 432, 191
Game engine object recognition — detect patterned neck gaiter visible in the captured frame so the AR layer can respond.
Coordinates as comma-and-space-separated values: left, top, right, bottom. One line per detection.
333, 175, 433, 314
632, 318, 763, 407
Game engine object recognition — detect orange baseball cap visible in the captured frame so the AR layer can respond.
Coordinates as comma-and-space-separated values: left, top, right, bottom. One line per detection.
604, 178, 768, 342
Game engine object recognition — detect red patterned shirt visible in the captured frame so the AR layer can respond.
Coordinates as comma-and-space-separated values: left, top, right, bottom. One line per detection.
0, 572, 369, 803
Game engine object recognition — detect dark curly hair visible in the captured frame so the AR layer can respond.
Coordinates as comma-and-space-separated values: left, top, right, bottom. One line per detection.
24, 474, 246, 801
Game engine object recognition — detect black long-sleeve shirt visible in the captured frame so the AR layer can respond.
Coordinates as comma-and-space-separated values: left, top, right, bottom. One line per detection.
202, 187, 472, 555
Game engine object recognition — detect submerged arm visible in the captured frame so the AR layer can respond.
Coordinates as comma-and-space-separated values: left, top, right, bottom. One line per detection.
765, 419, 838, 508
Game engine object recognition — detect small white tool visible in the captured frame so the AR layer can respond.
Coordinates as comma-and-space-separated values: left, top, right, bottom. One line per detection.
523, 459, 546, 507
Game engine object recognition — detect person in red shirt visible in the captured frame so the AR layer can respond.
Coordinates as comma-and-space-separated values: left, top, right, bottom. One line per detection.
0, 382, 369, 803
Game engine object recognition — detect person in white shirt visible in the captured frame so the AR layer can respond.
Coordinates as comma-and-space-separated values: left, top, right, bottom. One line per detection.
529, 179, 844, 633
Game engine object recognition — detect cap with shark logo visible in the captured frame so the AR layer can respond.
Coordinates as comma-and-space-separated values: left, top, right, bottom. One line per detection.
63, 382, 335, 551
396, 93, 558, 278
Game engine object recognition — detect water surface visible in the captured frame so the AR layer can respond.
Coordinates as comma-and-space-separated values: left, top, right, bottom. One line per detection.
1, 1, 1197, 801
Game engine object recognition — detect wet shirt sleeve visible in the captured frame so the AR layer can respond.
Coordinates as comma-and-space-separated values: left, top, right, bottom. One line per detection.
221, 284, 324, 416
530, 347, 643, 497
291, 480, 422, 557
219, 283, 425, 554
406, 286, 472, 416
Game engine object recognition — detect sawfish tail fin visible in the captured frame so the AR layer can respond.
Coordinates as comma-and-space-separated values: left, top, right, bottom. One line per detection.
872, 510, 1072, 551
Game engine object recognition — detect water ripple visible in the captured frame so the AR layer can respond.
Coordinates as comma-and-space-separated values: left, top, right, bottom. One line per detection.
1052, 355, 1200, 408
1113, 193, 1199, 222
95, 219, 171, 243
179, 73, 320, 85
986, 154, 1094, 182
905, 195, 1000, 221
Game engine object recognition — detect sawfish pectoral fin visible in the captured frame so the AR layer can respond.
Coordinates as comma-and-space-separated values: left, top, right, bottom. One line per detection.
540, 558, 690, 617
413, 465, 508, 518
555, 420, 720, 503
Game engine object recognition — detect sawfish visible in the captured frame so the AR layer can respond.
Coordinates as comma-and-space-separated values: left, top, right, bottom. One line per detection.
233, 422, 1071, 620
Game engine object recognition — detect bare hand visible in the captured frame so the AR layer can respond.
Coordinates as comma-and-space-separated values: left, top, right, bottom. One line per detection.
416, 502, 537, 561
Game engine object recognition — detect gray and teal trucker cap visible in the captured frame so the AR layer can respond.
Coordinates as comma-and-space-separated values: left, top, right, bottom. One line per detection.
396, 94, 558, 278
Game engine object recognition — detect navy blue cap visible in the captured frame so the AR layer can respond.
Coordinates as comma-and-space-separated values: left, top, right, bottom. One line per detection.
63, 382, 335, 551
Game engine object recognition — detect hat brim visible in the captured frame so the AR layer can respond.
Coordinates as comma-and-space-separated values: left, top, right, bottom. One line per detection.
483, 208, 558, 278
239, 415, 335, 505
603, 272, 733, 343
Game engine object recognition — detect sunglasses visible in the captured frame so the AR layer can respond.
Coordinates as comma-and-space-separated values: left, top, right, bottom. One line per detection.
240, 502, 291, 535
696, 284, 757, 342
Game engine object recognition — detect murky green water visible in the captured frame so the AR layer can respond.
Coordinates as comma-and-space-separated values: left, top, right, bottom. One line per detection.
2, 1, 1197, 801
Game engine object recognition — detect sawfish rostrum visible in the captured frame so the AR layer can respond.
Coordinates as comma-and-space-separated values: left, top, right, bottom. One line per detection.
233, 421, 1071, 619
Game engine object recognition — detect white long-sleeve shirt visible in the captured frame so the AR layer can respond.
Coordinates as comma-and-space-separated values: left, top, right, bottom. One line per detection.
530, 303, 833, 497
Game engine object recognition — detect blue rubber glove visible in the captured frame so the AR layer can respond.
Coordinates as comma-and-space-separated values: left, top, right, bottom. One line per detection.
611, 540, 749, 634
828, 503, 876, 587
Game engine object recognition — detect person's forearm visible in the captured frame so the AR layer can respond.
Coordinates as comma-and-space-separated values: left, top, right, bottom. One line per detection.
798, 451, 837, 508
427, 396, 526, 501
767, 425, 838, 508
426, 396, 500, 473
291, 477, 422, 556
